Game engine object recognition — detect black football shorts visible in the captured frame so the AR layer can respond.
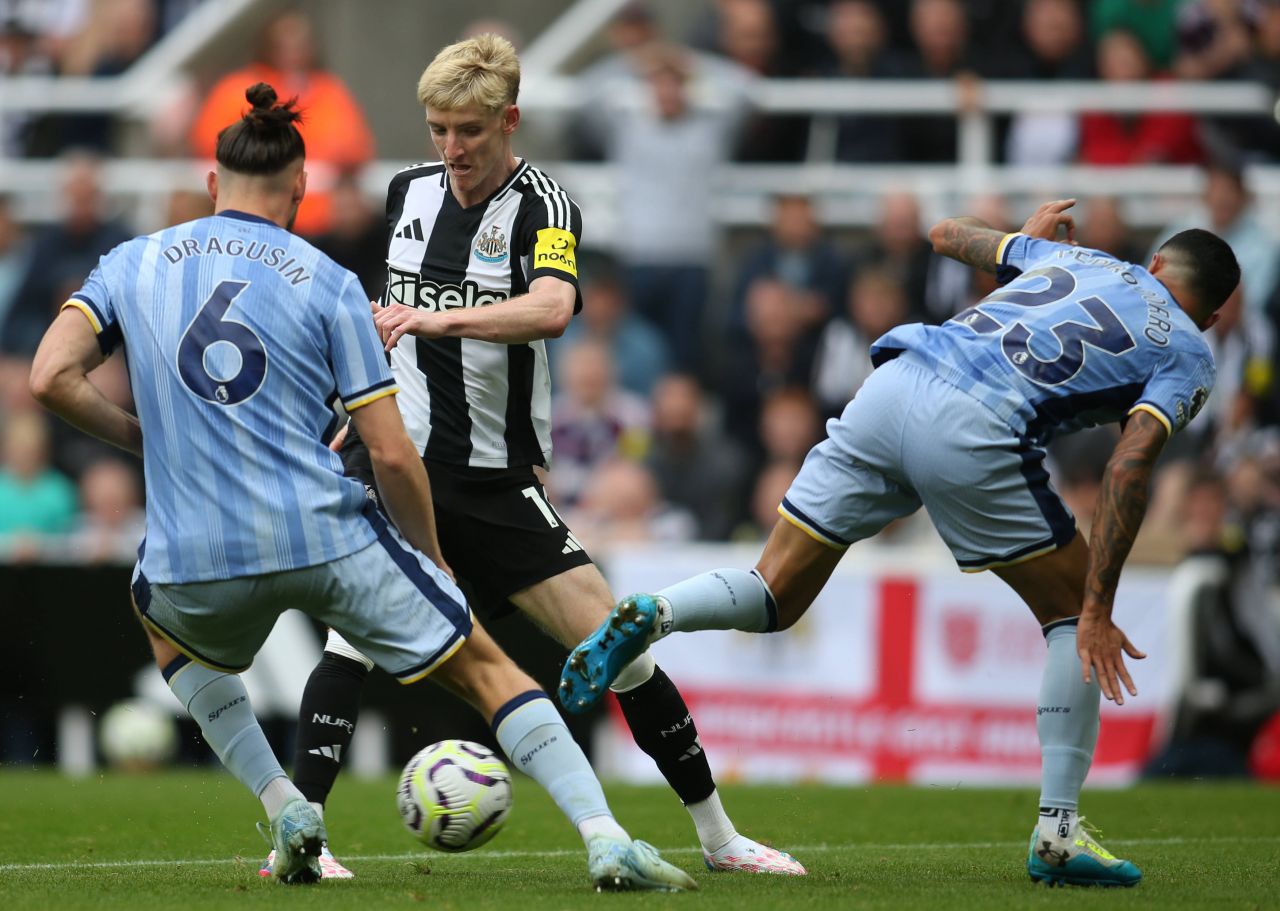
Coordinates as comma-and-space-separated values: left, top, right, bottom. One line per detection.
340, 436, 593, 618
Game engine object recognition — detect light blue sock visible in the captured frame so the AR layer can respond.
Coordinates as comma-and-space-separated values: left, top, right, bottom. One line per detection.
491, 691, 618, 835
163, 656, 294, 808
1037, 621, 1100, 812
655, 568, 775, 638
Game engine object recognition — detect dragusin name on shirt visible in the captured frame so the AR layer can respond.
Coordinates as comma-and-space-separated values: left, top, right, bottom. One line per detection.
162, 237, 312, 285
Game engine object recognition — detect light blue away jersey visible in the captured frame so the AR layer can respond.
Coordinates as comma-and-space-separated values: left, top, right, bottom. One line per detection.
67, 210, 397, 583
870, 233, 1216, 443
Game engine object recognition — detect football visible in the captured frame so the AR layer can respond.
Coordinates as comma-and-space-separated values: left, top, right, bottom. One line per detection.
397, 739, 513, 852
98, 699, 178, 770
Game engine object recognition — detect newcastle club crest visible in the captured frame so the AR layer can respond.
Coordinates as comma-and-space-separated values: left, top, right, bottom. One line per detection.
474, 225, 508, 264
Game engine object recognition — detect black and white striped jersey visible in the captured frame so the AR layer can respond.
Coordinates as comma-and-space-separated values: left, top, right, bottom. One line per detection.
381, 159, 583, 469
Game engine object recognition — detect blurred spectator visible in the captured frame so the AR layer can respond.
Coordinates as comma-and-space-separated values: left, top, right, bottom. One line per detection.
1200, 286, 1276, 452
588, 42, 748, 372
706, 0, 808, 162
1, 153, 130, 357
69, 457, 145, 562
554, 261, 672, 398
1146, 468, 1280, 777
645, 373, 750, 540
0, 412, 78, 548
859, 191, 934, 321
734, 458, 800, 541
1091, 0, 1184, 69
714, 0, 781, 74
0, 14, 55, 157
719, 278, 817, 450
1003, 0, 1093, 78
0, 196, 31, 346
729, 194, 847, 339
1205, 0, 1280, 163
758, 386, 822, 467
1174, 0, 1258, 80
188, 9, 375, 236
823, 0, 908, 162
549, 339, 650, 508
1077, 195, 1144, 263
691, 0, 820, 76
571, 2, 754, 159
898, 0, 978, 162
566, 457, 695, 545
1001, 0, 1091, 165
811, 268, 910, 415
163, 187, 213, 227
1078, 29, 1205, 166
310, 172, 386, 302
26, 0, 157, 154
1150, 164, 1279, 318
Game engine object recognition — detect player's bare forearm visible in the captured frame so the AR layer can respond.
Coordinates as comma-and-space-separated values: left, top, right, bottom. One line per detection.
371, 454, 446, 566
34, 375, 142, 458
350, 396, 446, 566
1083, 411, 1168, 614
927, 217, 1005, 273
376, 277, 576, 348
436, 277, 574, 343
30, 309, 143, 457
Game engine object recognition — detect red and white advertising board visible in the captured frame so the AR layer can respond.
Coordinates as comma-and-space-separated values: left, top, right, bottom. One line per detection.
594, 545, 1171, 786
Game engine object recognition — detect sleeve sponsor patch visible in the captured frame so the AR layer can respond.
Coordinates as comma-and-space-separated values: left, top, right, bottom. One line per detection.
533, 227, 577, 278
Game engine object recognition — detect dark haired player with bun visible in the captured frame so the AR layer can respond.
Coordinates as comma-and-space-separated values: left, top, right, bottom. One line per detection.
29, 83, 697, 893
563, 199, 1242, 888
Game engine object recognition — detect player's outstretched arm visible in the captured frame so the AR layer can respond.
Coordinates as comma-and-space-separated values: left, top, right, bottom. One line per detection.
1078, 410, 1167, 704
374, 276, 575, 349
348, 395, 447, 570
927, 216, 1006, 273
29, 308, 142, 457
930, 199, 1077, 273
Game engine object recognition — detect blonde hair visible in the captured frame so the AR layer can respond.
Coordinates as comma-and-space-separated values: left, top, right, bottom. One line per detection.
417, 33, 520, 112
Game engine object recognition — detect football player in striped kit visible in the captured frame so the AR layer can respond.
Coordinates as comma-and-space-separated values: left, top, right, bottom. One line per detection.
283, 34, 805, 879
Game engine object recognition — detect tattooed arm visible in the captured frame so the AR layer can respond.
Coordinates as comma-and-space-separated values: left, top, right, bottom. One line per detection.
1077, 410, 1167, 704
928, 199, 1078, 273
927, 216, 1005, 273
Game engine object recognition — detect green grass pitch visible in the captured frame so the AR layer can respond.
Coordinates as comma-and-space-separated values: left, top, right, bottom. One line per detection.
0, 771, 1274, 910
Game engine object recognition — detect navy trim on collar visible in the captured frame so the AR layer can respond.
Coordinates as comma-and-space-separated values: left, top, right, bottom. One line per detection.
216, 209, 280, 227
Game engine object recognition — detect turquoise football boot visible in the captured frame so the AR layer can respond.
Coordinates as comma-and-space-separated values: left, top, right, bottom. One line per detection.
1027, 817, 1142, 888
559, 594, 661, 714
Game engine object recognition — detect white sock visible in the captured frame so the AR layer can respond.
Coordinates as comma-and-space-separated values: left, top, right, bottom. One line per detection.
258, 775, 306, 820
1038, 806, 1076, 843
686, 790, 737, 853
577, 814, 630, 842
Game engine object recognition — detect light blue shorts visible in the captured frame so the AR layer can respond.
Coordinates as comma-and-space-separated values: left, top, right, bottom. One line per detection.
781, 355, 1077, 570
133, 508, 472, 683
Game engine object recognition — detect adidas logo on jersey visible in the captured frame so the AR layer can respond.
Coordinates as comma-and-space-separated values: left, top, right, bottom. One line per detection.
394, 218, 425, 241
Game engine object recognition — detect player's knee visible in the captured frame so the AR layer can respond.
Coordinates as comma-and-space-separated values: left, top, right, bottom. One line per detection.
753, 565, 811, 632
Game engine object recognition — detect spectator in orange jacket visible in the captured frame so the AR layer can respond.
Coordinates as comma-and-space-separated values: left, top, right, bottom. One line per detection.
188, 10, 374, 235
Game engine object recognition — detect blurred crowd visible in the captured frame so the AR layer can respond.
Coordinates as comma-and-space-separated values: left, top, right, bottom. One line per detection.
0, 0, 1278, 577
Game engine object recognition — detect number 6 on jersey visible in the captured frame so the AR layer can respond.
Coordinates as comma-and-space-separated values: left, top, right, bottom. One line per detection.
177, 279, 269, 405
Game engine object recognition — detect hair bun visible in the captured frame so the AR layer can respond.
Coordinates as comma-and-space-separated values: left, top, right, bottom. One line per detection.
245, 82, 278, 111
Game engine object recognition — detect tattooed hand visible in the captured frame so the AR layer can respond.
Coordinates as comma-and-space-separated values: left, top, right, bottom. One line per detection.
1079, 409, 1167, 703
